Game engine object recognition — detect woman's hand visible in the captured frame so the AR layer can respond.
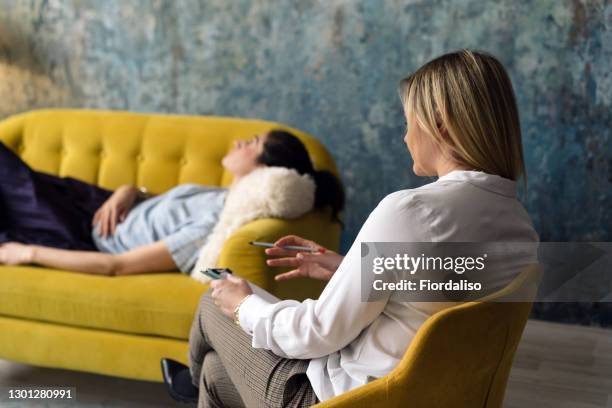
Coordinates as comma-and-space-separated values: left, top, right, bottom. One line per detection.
92, 185, 140, 238
0, 242, 34, 265
210, 275, 254, 319
265, 235, 344, 282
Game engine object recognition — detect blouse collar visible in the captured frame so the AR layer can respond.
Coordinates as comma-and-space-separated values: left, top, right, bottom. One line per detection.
437, 170, 517, 197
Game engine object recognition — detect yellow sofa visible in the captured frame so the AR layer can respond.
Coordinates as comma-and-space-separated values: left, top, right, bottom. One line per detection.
0, 109, 341, 382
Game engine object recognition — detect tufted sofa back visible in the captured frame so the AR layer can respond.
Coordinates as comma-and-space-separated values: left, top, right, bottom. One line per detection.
0, 109, 339, 194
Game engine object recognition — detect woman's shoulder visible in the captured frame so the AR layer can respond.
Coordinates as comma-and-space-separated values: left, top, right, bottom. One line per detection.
358, 188, 436, 242
368, 180, 466, 235
378, 180, 448, 211
380, 175, 498, 213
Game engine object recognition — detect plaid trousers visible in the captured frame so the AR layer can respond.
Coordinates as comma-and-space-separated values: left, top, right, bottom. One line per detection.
189, 291, 319, 408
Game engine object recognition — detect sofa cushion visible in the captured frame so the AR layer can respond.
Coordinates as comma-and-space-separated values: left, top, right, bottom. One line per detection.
0, 265, 208, 340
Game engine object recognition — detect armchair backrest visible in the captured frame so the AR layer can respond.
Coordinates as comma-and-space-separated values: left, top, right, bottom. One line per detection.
316, 264, 540, 408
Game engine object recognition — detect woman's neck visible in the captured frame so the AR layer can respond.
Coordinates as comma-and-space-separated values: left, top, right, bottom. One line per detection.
435, 160, 475, 178
229, 176, 243, 189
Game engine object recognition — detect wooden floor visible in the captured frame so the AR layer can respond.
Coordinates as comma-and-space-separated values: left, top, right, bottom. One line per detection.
0, 319, 611, 407
505, 320, 612, 408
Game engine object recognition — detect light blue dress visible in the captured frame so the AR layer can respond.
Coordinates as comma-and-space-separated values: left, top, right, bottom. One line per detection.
92, 184, 227, 273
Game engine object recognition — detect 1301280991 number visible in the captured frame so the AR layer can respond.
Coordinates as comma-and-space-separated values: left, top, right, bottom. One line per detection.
4, 387, 75, 400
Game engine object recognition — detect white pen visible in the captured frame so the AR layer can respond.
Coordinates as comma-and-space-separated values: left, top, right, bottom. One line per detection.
249, 241, 325, 253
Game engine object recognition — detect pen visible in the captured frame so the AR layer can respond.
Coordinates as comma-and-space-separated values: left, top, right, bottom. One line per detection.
249, 241, 325, 253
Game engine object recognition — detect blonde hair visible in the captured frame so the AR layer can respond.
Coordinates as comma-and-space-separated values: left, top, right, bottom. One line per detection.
399, 49, 526, 182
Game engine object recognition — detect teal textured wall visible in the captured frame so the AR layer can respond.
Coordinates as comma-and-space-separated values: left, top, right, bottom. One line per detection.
0, 1, 610, 252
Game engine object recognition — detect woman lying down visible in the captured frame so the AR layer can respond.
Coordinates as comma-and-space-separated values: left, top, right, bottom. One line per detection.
0, 130, 344, 276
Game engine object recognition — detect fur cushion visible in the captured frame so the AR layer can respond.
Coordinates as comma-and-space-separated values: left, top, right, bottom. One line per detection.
190, 166, 315, 283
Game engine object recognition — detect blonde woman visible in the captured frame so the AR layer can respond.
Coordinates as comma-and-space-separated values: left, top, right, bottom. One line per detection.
163, 50, 539, 407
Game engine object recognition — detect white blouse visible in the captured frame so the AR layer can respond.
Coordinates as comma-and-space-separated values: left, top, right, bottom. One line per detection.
238, 170, 539, 401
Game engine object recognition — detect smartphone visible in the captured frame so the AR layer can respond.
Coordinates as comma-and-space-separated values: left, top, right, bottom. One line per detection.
200, 268, 233, 280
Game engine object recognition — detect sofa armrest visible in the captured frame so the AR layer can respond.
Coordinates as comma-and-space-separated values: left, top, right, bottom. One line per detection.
0, 114, 26, 150
216, 209, 341, 301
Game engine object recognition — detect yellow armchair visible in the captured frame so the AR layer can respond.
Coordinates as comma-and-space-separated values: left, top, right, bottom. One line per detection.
315, 265, 539, 408
0, 109, 341, 381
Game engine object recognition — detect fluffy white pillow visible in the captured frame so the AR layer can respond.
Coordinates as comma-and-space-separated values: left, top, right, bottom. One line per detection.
190, 166, 316, 283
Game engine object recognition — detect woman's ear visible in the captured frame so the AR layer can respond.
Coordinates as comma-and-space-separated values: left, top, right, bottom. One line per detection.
433, 111, 449, 138
436, 119, 449, 140
439, 126, 449, 139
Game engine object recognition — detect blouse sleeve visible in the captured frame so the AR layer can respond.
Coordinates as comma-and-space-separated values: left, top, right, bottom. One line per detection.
238, 191, 433, 359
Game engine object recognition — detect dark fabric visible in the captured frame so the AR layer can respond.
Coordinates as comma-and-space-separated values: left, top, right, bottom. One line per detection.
0, 142, 113, 250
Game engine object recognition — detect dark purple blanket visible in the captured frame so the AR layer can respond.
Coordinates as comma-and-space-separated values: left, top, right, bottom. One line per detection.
0, 142, 113, 250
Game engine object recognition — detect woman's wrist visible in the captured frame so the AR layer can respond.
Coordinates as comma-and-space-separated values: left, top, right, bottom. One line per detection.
29, 245, 40, 264
233, 294, 253, 326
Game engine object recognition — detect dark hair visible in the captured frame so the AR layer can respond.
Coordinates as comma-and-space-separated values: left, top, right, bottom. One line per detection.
257, 129, 345, 223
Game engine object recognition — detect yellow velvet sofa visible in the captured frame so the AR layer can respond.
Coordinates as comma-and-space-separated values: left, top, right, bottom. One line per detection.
0, 109, 341, 382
